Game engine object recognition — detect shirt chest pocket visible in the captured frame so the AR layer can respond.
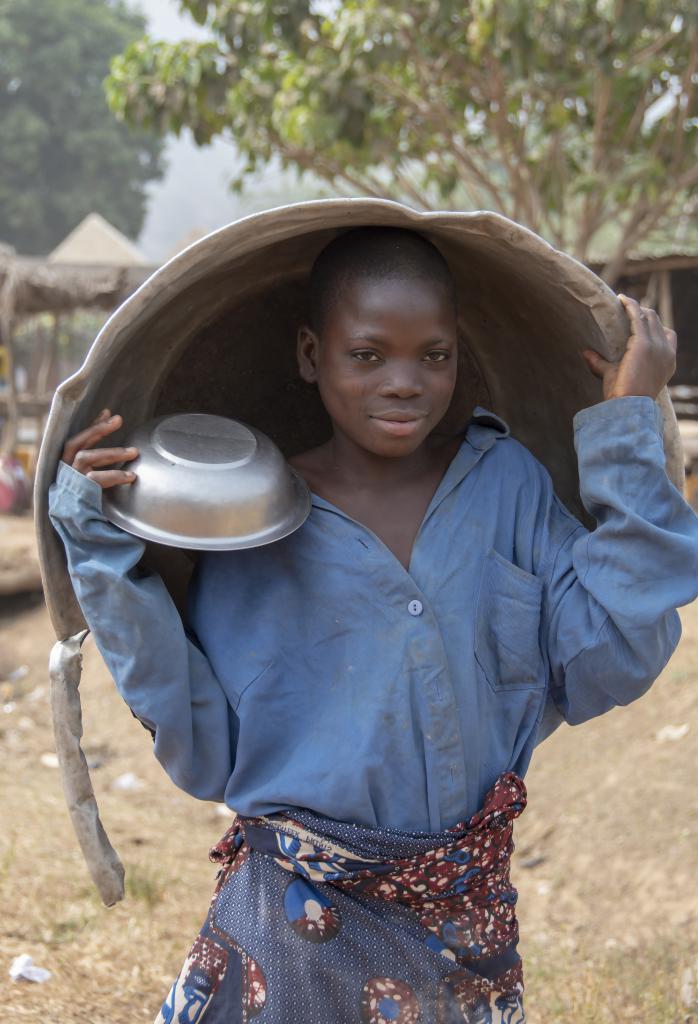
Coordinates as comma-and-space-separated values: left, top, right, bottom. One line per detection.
474, 549, 545, 692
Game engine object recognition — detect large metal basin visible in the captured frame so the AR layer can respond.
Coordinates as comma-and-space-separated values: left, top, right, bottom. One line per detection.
33, 198, 683, 904
36, 198, 683, 639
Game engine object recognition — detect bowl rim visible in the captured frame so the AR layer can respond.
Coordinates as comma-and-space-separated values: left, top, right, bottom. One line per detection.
103, 465, 311, 550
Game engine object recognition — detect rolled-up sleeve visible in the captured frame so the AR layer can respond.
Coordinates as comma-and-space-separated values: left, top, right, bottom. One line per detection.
48, 461, 234, 801
534, 396, 697, 726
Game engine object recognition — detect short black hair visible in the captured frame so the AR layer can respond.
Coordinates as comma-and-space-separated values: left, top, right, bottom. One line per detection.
308, 227, 457, 333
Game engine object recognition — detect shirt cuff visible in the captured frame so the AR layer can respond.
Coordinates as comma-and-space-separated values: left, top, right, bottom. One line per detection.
573, 395, 663, 438
53, 460, 104, 512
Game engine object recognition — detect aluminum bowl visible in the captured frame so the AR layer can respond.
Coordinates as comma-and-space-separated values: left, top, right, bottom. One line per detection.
102, 413, 311, 550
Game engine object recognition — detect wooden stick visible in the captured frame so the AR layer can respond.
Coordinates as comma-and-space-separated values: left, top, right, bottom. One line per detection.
49, 632, 125, 907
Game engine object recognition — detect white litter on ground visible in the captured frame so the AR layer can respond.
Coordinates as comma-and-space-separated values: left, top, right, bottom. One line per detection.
656, 723, 690, 743
111, 772, 145, 792
6, 665, 29, 683
9, 954, 52, 983
681, 960, 698, 1008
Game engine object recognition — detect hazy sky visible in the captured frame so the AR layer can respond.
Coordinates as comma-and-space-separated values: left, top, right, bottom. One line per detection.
133, 0, 306, 261
132, 0, 239, 260
134, 0, 207, 41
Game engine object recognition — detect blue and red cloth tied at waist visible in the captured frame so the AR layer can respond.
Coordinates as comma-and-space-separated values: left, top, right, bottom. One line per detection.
156, 773, 527, 1024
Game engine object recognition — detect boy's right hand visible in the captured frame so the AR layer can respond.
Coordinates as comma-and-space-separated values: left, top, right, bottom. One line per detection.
62, 409, 139, 489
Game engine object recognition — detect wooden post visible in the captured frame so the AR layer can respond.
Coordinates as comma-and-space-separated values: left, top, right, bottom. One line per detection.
26, 313, 60, 475
641, 271, 659, 309
36, 313, 60, 396
0, 322, 19, 457
658, 269, 675, 331
0, 259, 19, 457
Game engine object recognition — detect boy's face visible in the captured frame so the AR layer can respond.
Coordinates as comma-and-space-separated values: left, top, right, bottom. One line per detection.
298, 276, 458, 458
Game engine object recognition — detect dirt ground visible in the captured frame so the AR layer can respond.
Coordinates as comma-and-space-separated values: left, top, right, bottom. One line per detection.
1, 532, 697, 1023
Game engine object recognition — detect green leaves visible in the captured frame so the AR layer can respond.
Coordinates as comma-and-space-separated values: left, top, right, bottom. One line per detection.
0, 0, 165, 254
105, 0, 698, 268
107, 39, 228, 142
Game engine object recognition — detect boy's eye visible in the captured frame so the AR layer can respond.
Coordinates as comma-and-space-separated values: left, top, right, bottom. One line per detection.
352, 350, 382, 363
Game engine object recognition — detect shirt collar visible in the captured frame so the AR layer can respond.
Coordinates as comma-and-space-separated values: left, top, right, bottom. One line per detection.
465, 406, 510, 451
418, 406, 509, 518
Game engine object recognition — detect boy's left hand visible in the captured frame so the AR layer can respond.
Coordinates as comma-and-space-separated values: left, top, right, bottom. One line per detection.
582, 294, 677, 401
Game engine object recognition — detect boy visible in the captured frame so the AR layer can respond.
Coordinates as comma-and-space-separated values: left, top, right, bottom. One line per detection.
49, 228, 697, 1023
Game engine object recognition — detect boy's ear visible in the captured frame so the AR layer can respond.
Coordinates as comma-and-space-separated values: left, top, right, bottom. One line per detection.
297, 325, 320, 383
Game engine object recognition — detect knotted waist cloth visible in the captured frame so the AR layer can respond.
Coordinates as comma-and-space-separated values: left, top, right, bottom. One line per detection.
156, 772, 527, 1024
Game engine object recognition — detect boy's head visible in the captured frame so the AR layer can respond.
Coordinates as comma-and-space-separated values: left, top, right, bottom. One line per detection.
298, 227, 459, 458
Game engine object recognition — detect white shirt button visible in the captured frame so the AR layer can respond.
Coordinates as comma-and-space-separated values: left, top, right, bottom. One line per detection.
408, 599, 423, 617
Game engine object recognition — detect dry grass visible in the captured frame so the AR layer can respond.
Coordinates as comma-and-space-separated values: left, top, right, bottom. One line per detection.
1, 592, 697, 1022
525, 938, 696, 1023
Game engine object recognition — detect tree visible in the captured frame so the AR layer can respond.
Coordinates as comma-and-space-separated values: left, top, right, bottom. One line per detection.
106, 0, 697, 284
0, 0, 164, 255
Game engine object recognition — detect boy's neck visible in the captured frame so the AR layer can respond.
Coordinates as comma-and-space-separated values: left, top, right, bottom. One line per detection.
299, 428, 458, 495
290, 428, 462, 568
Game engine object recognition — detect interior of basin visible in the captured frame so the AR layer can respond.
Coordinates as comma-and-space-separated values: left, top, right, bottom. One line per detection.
82, 224, 605, 515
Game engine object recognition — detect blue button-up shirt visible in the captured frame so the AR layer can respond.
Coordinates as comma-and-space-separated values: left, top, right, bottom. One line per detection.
48, 397, 698, 831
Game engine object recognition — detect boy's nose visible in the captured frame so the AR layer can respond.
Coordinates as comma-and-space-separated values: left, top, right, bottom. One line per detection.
377, 366, 424, 398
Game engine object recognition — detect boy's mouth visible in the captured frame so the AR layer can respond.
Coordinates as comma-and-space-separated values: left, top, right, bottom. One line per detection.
370, 411, 427, 437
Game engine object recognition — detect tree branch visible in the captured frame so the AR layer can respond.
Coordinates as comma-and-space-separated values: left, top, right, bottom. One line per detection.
391, 164, 433, 209
632, 27, 682, 65
485, 61, 533, 224
600, 156, 698, 285
670, 31, 698, 169
370, 71, 509, 212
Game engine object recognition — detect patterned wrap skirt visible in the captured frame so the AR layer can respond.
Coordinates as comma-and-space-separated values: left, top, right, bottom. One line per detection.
156, 772, 527, 1024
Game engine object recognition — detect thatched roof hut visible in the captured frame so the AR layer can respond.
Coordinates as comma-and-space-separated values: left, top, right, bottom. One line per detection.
0, 244, 129, 455
48, 212, 149, 270
0, 245, 126, 319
